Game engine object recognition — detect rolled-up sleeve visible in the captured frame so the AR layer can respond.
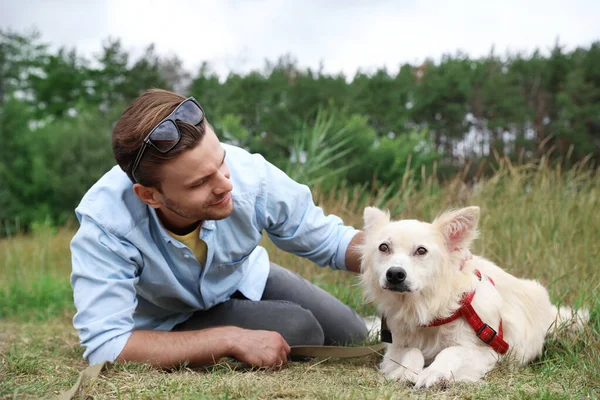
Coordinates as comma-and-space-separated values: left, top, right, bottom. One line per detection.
70, 215, 141, 365
258, 158, 359, 271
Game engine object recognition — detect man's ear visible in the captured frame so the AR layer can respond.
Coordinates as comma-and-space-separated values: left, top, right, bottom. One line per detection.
133, 184, 163, 209
363, 207, 390, 233
433, 206, 480, 250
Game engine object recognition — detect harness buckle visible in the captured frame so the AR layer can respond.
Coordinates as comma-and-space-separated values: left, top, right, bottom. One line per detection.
476, 323, 497, 344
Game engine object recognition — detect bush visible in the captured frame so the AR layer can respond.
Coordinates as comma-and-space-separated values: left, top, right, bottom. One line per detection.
0, 99, 118, 234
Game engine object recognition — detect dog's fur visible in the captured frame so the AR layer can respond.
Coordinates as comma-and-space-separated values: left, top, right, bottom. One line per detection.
359, 206, 588, 388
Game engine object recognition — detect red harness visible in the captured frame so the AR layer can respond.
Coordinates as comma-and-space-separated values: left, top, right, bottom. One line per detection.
380, 270, 510, 354
421, 269, 509, 354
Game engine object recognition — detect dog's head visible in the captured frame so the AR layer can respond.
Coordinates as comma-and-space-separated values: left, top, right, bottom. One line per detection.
360, 206, 480, 295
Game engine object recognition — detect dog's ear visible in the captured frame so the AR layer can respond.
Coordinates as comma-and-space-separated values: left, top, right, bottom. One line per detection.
363, 207, 390, 232
433, 206, 480, 250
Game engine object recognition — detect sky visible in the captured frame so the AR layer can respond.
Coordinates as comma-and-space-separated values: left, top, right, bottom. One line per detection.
1, 0, 599, 79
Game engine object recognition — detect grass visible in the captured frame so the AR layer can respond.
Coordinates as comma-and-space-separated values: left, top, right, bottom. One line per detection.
1, 160, 599, 399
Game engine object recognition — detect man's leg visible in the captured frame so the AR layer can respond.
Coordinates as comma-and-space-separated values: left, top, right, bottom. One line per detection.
173, 297, 325, 346
175, 263, 368, 346
261, 263, 368, 345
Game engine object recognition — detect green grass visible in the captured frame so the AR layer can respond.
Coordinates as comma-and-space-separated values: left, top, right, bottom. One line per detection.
1, 160, 600, 399
0, 227, 74, 320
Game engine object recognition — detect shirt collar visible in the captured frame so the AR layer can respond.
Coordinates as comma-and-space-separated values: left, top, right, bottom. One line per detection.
148, 206, 216, 246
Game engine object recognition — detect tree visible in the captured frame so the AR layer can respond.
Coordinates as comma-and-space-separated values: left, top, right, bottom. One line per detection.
0, 29, 48, 106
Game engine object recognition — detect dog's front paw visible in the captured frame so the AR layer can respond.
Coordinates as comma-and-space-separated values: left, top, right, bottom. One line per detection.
381, 357, 422, 383
385, 364, 420, 384
380, 347, 424, 383
380, 357, 397, 375
415, 367, 452, 388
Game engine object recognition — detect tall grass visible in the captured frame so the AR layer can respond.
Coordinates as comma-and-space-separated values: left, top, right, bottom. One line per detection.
0, 225, 74, 319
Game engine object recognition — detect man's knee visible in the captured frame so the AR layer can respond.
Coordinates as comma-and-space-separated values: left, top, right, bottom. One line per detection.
326, 317, 368, 345
277, 301, 324, 346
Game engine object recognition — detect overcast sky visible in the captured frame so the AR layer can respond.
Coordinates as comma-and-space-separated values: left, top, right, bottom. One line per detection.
2, 0, 599, 78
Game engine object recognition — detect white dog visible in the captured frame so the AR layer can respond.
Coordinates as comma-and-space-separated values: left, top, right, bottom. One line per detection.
359, 206, 588, 388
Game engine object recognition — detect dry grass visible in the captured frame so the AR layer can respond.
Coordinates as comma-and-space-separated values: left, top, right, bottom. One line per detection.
1, 161, 599, 399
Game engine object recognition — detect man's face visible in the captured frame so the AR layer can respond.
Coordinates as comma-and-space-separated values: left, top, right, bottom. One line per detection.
155, 126, 234, 223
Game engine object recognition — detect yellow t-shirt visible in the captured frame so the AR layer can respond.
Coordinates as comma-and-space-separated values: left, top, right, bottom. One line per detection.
167, 225, 208, 266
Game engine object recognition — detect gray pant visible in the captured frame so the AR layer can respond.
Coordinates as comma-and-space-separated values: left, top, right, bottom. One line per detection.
173, 263, 368, 346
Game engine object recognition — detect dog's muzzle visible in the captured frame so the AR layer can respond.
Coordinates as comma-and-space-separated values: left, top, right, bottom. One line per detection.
383, 267, 411, 292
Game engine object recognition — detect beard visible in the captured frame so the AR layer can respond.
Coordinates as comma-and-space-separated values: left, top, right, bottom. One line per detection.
163, 193, 234, 222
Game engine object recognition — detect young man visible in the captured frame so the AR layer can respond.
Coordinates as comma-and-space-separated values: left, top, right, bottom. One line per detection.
70, 89, 368, 369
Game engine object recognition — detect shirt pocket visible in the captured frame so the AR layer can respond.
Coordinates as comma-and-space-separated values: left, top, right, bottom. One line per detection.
217, 252, 251, 271
203, 253, 251, 302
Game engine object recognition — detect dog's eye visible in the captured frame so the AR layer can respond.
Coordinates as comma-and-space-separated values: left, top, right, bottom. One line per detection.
378, 243, 390, 253
415, 247, 428, 256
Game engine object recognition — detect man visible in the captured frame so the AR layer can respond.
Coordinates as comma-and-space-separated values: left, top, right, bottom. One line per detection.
70, 89, 368, 369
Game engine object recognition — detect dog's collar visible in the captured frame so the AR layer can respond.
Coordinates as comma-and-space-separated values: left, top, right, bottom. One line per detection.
380, 269, 509, 354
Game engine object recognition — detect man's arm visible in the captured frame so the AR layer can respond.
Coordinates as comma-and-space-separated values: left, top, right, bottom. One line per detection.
258, 159, 361, 271
345, 231, 365, 273
117, 327, 290, 368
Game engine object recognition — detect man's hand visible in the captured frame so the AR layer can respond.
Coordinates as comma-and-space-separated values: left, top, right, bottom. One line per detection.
228, 328, 291, 368
117, 326, 290, 369
345, 231, 365, 273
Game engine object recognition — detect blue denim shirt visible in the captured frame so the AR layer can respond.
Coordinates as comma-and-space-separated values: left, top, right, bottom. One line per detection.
70, 143, 359, 365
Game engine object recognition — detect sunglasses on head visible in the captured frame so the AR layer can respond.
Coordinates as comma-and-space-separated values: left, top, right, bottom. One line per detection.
131, 97, 205, 184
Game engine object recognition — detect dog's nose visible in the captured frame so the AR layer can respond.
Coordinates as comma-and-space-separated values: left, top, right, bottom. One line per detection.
386, 267, 407, 284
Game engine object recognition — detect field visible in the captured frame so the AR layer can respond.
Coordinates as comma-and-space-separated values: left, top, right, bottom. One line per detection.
1, 162, 599, 399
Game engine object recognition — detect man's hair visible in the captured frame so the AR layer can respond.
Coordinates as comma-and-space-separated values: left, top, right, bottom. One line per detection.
112, 88, 207, 188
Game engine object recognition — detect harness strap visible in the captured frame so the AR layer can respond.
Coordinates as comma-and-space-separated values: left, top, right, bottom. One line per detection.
425, 291, 475, 327
459, 300, 509, 354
